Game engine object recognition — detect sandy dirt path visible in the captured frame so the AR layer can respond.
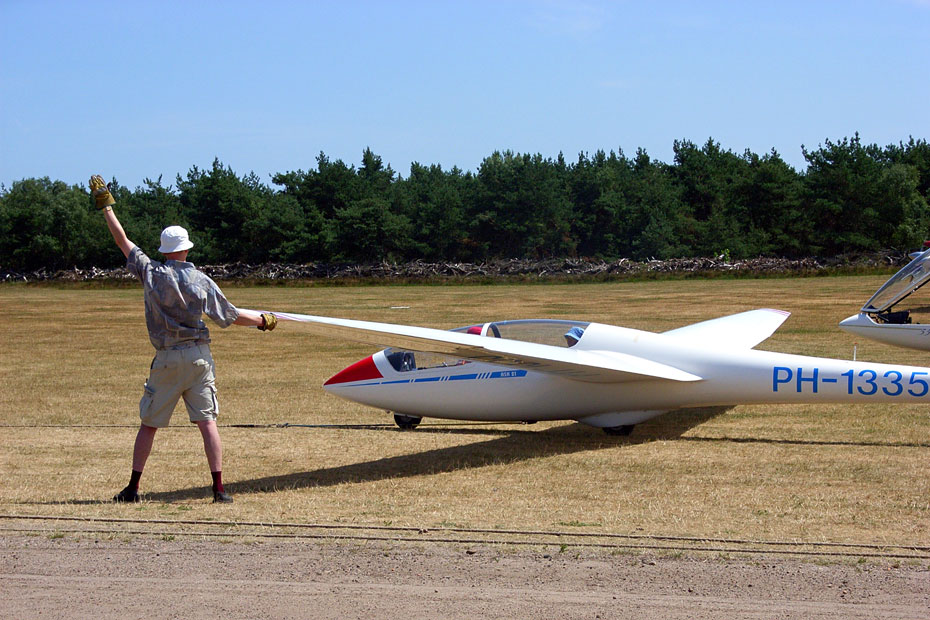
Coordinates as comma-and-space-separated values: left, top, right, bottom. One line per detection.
2, 534, 928, 619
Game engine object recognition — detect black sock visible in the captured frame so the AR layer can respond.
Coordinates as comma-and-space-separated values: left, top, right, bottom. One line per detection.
211, 471, 224, 493
128, 469, 142, 492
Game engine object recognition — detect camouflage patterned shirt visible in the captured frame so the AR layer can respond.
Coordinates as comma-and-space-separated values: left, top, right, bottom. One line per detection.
127, 247, 239, 350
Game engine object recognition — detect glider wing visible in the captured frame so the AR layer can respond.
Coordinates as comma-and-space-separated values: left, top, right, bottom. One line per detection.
269, 311, 701, 383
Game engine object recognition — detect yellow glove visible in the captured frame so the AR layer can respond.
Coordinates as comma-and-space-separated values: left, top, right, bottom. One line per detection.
259, 313, 277, 331
89, 174, 115, 209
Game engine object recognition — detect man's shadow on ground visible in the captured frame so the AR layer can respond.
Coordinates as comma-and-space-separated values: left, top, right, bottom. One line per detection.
141, 406, 730, 503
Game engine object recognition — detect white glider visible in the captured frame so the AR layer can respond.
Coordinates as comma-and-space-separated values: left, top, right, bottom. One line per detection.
265, 308, 930, 434
840, 248, 930, 351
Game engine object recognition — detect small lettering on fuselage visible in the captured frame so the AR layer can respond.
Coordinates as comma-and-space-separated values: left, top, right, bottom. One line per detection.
772, 366, 930, 396
352, 369, 528, 387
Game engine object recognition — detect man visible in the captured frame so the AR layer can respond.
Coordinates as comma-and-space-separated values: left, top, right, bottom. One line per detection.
90, 174, 276, 504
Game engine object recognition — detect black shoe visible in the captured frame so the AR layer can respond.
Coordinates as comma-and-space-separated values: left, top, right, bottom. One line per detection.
113, 486, 140, 503
213, 490, 233, 504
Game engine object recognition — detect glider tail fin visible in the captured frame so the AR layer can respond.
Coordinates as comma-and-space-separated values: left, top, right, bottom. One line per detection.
663, 308, 791, 349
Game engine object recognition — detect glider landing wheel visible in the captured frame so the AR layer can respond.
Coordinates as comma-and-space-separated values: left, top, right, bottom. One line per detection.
602, 425, 635, 436
393, 414, 422, 430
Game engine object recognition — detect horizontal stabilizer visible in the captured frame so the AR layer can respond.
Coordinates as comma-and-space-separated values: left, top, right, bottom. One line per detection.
266, 311, 702, 384
663, 308, 790, 349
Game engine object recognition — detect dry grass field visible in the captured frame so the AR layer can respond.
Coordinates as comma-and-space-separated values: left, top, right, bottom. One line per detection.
0, 276, 928, 549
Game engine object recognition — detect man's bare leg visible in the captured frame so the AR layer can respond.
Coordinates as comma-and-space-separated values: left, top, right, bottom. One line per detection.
114, 424, 157, 502
132, 423, 158, 471
196, 420, 231, 503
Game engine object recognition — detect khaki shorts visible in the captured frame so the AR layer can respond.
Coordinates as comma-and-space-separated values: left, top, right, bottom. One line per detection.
139, 344, 218, 428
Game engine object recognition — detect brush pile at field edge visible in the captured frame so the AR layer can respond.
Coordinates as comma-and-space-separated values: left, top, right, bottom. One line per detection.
0, 251, 910, 283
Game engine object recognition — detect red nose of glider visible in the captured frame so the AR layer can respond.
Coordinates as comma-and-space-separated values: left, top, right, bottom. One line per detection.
324, 355, 383, 386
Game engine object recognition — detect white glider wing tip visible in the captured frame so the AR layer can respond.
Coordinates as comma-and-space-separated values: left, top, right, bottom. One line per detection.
266, 311, 702, 384
663, 308, 791, 349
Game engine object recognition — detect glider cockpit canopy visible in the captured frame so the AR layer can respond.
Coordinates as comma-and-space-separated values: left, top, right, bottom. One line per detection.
862, 249, 930, 323
384, 319, 590, 372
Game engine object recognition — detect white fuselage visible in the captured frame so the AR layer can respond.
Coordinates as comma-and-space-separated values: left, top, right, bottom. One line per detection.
839, 312, 930, 351
323, 322, 930, 427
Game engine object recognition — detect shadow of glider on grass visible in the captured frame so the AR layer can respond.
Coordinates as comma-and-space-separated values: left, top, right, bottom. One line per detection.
261, 309, 930, 435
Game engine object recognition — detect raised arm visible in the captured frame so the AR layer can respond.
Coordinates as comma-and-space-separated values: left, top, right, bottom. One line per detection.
90, 174, 135, 258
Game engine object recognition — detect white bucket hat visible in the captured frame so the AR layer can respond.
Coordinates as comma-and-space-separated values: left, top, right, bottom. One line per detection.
158, 226, 194, 254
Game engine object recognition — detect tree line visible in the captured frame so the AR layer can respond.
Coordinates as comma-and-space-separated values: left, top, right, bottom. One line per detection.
2, 135, 929, 271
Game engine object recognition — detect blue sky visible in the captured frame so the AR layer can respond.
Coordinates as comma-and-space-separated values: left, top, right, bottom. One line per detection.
2, 0, 928, 190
